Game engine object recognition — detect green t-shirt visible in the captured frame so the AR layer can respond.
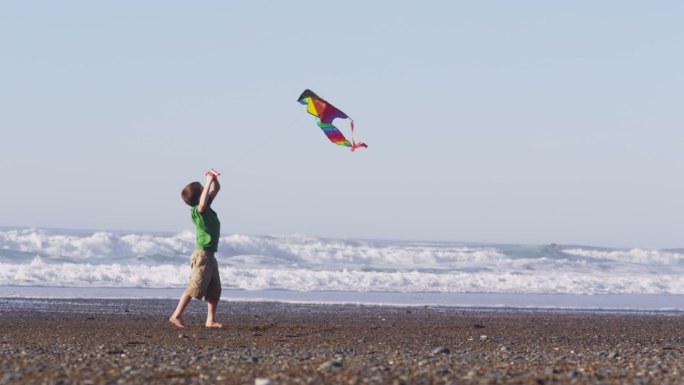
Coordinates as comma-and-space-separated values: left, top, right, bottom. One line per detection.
191, 205, 220, 252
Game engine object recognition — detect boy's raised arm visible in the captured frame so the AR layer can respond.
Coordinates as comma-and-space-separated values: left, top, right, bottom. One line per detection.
208, 176, 220, 201
197, 174, 215, 213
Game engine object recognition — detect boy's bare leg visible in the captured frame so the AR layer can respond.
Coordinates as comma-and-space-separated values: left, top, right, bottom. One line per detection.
206, 298, 223, 328
169, 294, 192, 328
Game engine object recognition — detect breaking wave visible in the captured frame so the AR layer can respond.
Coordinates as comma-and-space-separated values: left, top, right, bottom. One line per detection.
0, 228, 682, 295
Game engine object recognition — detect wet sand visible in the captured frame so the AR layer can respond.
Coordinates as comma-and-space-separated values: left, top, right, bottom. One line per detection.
1, 298, 682, 384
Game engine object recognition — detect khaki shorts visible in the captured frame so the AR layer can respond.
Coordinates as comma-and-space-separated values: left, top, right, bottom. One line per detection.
185, 250, 221, 302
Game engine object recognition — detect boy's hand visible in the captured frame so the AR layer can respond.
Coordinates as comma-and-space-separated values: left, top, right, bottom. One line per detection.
205, 173, 215, 185
206, 169, 220, 179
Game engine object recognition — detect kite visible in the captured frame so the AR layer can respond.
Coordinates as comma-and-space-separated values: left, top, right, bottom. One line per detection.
297, 89, 367, 151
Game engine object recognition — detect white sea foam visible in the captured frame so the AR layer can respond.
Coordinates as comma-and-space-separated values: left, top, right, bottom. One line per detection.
0, 228, 195, 261
219, 233, 507, 269
0, 228, 682, 295
1, 256, 682, 295
562, 248, 684, 265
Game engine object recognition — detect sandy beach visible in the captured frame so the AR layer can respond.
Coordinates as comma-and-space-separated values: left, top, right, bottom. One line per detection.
1, 298, 682, 385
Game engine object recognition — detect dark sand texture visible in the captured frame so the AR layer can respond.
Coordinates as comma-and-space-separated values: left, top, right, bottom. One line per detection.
1, 299, 683, 384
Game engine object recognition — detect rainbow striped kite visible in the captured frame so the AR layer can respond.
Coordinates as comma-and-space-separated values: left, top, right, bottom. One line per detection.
297, 89, 367, 151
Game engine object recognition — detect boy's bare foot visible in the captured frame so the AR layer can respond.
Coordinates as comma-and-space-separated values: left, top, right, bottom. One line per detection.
169, 317, 186, 328
205, 321, 223, 328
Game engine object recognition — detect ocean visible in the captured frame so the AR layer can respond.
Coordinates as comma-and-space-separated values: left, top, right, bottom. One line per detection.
1, 227, 682, 312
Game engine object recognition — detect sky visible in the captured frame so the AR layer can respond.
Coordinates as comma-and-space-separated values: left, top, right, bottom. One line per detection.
1, 1, 682, 248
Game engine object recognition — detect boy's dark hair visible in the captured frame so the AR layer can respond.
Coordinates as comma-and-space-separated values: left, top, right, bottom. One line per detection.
181, 182, 203, 206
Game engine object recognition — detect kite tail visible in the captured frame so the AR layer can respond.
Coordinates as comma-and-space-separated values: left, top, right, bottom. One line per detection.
350, 120, 368, 152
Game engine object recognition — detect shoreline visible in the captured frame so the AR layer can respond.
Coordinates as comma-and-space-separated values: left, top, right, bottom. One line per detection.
2, 297, 684, 317
2, 298, 683, 384
1, 286, 683, 314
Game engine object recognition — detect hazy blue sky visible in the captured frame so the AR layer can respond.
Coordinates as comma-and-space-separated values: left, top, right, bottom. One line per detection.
1, 1, 682, 248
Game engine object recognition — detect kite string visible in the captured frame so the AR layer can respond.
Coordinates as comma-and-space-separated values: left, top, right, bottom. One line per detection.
350, 120, 357, 150
349, 120, 367, 152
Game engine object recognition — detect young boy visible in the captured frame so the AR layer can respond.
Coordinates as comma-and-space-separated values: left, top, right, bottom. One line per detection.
169, 171, 223, 328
